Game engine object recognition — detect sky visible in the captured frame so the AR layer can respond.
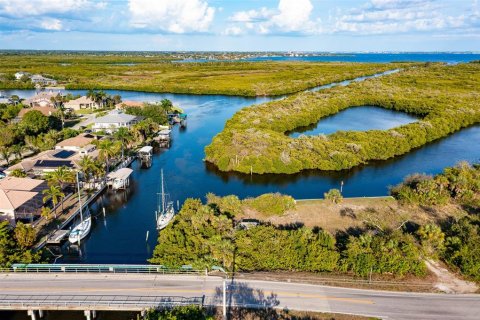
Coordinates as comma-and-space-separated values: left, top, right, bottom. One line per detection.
0, 0, 479, 52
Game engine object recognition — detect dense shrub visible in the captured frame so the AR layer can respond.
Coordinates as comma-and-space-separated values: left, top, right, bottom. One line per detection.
390, 162, 480, 206
443, 216, 480, 281
242, 193, 295, 216
340, 233, 427, 277
151, 196, 425, 278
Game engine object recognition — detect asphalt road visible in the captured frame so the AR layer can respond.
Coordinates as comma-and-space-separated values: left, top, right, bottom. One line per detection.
0, 273, 479, 319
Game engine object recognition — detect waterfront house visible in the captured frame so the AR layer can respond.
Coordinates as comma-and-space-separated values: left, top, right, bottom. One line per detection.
5, 146, 99, 176
17, 106, 57, 121
0, 177, 47, 226
30, 74, 57, 86
23, 91, 62, 108
55, 133, 98, 154
92, 109, 143, 134
64, 96, 100, 111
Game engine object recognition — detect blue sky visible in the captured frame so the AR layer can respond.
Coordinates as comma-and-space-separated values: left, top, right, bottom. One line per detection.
0, 0, 479, 51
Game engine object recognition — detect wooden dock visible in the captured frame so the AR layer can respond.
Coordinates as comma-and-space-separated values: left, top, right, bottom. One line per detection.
46, 230, 70, 245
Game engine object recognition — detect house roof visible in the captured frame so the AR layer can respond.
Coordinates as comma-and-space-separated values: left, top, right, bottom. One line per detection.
23, 91, 60, 104
115, 100, 144, 109
65, 96, 97, 105
18, 106, 56, 117
0, 176, 45, 192
94, 110, 140, 124
56, 133, 96, 148
0, 189, 37, 211
6, 149, 99, 173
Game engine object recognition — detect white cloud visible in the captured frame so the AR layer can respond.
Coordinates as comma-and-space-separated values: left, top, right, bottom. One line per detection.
229, 7, 273, 23
40, 18, 63, 31
0, 0, 89, 17
331, 0, 477, 35
226, 0, 320, 35
222, 26, 244, 36
128, 0, 215, 33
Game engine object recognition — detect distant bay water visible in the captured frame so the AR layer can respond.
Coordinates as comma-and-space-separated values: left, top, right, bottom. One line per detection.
176, 52, 480, 64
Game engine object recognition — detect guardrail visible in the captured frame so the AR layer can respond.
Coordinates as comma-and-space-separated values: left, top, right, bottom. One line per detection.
0, 294, 204, 311
1, 264, 206, 275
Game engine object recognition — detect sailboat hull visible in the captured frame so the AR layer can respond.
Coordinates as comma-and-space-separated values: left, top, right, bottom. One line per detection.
68, 216, 92, 244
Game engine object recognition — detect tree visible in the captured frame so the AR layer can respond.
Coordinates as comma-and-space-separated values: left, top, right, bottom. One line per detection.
41, 207, 53, 221
42, 185, 65, 218
46, 166, 75, 190
10, 144, 24, 160
0, 146, 11, 166
113, 127, 133, 160
20, 110, 50, 135
324, 188, 343, 204
417, 224, 445, 257
14, 222, 36, 249
45, 166, 75, 213
94, 139, 120, 174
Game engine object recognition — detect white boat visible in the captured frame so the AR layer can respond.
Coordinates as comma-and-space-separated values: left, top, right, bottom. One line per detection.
156, 169, 175, 230
69, 172, 92, 244
68, 211, 91, 244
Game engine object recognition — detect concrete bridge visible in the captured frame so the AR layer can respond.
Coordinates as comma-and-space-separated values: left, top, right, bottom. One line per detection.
1, 264, 479, 320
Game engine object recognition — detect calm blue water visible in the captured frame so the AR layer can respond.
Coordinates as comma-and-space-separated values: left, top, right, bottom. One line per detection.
288, 106, 418, 138
176, 53, 480, 64
4, 62, 480, 264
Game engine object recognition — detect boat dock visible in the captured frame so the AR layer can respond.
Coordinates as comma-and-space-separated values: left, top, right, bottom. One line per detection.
46, 230, 70, 245
138, 146, 153, 167
154, 129, 171, 148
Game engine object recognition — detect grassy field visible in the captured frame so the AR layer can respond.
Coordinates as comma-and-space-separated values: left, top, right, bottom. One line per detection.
205, 62, 480, 174
237, 197, 466, 234
0, 53, 412, 96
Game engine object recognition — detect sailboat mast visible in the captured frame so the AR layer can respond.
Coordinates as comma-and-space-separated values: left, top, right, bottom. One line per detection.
161, 169, 165, 213
76, 171, 83, 222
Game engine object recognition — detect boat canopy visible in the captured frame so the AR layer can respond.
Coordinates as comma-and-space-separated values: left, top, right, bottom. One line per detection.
158, 129, 171, 136
138, 146, 153, 154
107, 167, 133, 180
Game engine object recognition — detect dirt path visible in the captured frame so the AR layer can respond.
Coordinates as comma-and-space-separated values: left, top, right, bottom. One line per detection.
425, 259, 478, 293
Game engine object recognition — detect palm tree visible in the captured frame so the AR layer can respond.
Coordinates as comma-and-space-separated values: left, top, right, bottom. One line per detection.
42, 185, 65, 218
113, 127, 133, 160
0, 146, 12, 166
46, 166, 75, 190
94, 139, 120, 174
10, 144, 24, 160
45, 166, 75, 213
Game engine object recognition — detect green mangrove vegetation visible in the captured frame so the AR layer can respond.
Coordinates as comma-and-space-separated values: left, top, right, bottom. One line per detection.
151, 163, 480, 282
205, 63, 480, 174
0, 53, 411, 96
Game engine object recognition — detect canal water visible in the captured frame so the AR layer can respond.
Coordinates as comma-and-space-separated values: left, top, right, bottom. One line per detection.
4, 68, 480, 264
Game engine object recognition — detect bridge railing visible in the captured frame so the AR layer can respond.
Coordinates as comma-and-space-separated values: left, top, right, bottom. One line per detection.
0, 294, 205, 310
0, 264, 206, 275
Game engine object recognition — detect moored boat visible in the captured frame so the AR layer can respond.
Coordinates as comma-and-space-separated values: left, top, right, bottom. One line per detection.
155, 169, 175, 230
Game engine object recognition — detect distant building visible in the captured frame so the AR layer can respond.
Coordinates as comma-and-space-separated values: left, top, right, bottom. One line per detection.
0, 177, 48, 226
115, 100, 144, 109
93, 110, 143, 134
30, 74, 57, 86
23, 91, 62, 108
64, 96, 100, 111
14, 71, 31, 80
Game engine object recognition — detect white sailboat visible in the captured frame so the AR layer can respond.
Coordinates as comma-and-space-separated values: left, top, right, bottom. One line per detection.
156, 169, 175, 230
69, 172, 92, 244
